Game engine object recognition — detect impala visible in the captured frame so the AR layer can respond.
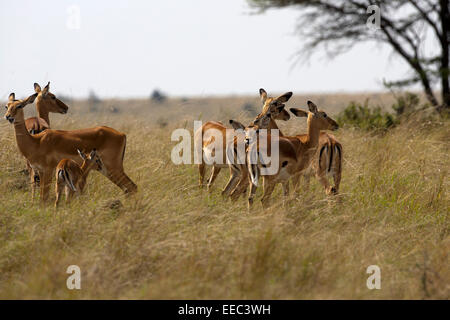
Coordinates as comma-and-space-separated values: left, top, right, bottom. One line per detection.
223, 111, 274, 198
55, 149, 103, 207
24, 82, 69, 199
4, 92, 137, 204
291, 133, 342, 195
194, 88, 292, 192
26, 82, 69, 134
232, 101, 339, 208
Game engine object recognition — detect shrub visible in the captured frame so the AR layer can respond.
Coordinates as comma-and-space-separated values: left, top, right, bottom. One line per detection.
337, 100, 396, 131
151, 89, 168, 104
392, 92, 421, 116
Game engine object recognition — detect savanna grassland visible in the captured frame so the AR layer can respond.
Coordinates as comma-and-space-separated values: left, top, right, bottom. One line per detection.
0, 92, 448, 299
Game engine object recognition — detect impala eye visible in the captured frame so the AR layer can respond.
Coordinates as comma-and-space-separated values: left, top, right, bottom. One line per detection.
323, 113, 327, 118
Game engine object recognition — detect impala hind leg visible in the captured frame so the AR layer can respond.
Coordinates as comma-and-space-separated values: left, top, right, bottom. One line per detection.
316, 172, 335, 195
105, 168, 138, 195
281, 181, 290, 207
54, 179, 64, 208
198, 163, 206, 188
230, 174, 249, 202
40, 171, 52, 206
65, 186, 75, 204
222, 165, 240, 198
247, 181, 257, 209
206, 166, 221, 192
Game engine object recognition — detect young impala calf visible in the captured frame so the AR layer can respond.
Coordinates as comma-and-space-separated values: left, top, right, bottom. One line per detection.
55, 149, 103, 207
233, 101, 339, 208
195, 88, 292, 192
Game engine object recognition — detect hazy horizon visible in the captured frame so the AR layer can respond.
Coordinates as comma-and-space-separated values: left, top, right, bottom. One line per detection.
1, 0, 425, 99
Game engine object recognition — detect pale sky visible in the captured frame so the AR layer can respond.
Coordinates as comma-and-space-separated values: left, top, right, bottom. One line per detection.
1, 0, 416, 99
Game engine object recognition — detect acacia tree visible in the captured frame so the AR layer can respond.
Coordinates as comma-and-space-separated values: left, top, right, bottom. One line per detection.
248, 0, 449, 111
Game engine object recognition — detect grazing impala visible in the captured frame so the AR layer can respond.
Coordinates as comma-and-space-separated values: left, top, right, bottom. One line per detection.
24, 82, 69, 199
195, 88, 292, 192
233, 101, 339, 208
4, 92, 137, 204
55, 149, 103, 207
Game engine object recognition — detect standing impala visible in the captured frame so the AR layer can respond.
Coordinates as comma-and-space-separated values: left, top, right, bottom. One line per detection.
55, 149, 103, 207
4, 92, 137, 204
195, 88, 292, 192
291, 133, 342, 195
24, 82, 69, 199
25, 82, 69, 134
233, 101, 339, 208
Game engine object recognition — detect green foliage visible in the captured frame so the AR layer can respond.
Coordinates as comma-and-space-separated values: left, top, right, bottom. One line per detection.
337, 100, 396, 131
391, 92, 422, 117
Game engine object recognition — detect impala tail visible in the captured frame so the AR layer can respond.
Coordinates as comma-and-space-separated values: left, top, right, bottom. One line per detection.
58, 169, 77, 192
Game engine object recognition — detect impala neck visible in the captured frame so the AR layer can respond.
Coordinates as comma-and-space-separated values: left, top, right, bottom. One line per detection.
13, 109, 38, 158
268, 118, 284, 137
78, 162, 95, 191
36, 99, 50, 125
304, 115, 321, 149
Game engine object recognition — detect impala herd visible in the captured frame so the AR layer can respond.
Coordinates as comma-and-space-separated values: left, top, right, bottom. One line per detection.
4, 83, 342, 209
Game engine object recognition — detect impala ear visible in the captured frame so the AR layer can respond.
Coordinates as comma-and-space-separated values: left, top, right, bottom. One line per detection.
8, 93, 15, 101
276, 92, 293, 103
278, 108, 291, 121
259, 88, 267, 103
307, 100, 318, 113
34, 83, 41, 93
229, 119, 246, 131
77, 149, 87, 160
89, 149, 97, 158
18, 93, 38, 108
290, 108, 309, 117
42, 82, 50, 97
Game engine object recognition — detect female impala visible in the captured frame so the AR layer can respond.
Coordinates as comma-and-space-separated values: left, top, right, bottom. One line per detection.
291, 133, 342, 195
55, 149, 103, 207
233, 101, 339, 208
4, 92, 137, 204
195, 88, 292, 192
24, 82, 69, 199
26, 82, 69, 134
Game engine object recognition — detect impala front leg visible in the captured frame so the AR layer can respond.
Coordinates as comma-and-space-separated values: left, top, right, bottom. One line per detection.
40, 170, 52, 206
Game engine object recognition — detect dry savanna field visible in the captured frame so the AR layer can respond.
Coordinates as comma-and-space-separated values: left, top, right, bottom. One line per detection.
0, 92, 448, 299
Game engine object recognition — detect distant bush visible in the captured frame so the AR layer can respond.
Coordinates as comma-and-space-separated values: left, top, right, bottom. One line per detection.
88, 90, 101, 112
242, 102, 256, 115
151, 89, 168, 104
392, 92, 421, 117
337, 100, 396, 131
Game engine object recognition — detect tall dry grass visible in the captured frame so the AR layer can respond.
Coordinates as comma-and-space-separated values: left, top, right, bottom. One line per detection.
0, 94, 448, 299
